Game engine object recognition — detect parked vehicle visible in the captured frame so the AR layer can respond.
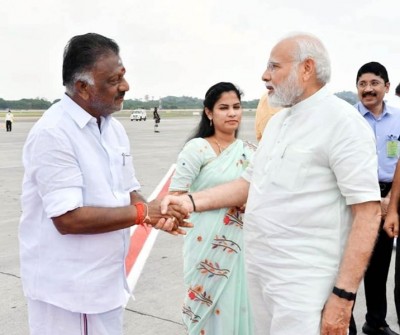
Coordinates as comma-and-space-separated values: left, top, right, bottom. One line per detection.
130, 109, 147, 121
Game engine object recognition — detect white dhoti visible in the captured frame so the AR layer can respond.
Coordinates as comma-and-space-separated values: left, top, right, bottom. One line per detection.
27, 298, 123, 335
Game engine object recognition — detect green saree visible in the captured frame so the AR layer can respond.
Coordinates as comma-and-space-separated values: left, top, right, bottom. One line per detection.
170, 138, 255, 335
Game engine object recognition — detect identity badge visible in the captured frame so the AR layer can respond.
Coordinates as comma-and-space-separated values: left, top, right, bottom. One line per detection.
387, 140, 399, 158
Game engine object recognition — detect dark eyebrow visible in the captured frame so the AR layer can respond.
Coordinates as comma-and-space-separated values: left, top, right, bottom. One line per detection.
109, 73, 123, 81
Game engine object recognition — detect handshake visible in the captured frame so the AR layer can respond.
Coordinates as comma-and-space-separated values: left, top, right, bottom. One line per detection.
142, 194, 195, 236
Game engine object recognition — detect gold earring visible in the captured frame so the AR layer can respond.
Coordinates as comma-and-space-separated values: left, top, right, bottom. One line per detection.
210, 119, 213, 127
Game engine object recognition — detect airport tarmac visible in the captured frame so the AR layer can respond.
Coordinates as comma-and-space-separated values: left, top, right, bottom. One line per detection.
0, 114, 399, 334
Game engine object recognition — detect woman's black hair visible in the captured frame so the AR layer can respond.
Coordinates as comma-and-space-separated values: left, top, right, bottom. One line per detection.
187, 82, 242, 141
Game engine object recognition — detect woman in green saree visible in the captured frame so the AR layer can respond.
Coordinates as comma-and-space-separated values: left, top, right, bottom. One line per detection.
169, 82, 255, 335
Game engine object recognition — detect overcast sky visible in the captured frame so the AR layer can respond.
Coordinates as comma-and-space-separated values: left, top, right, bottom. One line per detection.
1, 0, 399, 102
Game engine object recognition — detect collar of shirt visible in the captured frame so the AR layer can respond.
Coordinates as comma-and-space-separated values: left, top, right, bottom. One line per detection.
289, 85, 330, 114
354, 100, 393, 120
60, 94, 110, 130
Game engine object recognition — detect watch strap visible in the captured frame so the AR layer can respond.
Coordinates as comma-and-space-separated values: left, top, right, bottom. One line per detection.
332, 286, 356, 301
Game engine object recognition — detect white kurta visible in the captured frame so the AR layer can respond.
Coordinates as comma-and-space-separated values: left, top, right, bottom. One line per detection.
242, 86, 381, 334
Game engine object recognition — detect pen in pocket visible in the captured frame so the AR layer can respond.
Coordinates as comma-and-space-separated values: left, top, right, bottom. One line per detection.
122, 153, 131, 166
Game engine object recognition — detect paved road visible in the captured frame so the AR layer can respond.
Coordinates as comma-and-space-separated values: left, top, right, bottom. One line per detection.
0, 114, 399, 334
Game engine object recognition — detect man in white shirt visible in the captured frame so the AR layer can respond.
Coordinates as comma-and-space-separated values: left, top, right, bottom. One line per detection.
162, 32, 381, 335
5, 109, 13, 131
19, 33, 190, 335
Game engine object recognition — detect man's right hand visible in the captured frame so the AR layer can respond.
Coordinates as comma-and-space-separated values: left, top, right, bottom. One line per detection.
160, 194, 194, 215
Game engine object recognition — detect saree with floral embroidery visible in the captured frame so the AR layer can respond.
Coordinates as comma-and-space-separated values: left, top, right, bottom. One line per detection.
169, 137, 255, 335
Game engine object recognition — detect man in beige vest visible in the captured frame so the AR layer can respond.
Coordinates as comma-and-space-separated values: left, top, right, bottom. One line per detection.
254, 92, 280, 141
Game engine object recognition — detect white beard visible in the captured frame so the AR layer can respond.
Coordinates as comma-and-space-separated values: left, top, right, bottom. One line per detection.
269, 69, 304, 108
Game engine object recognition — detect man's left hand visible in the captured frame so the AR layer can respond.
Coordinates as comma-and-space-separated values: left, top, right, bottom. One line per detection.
321, 294, 353, 335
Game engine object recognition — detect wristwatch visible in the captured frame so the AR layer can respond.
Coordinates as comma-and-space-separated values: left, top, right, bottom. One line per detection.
332, 286, 356, 301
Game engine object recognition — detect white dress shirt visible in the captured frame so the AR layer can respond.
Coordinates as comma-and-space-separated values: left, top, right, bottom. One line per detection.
5, 112, 13, 122
19, 94, 140, 313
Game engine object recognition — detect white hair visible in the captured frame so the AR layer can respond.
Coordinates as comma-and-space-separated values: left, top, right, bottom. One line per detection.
281, 32, 331, 84
65, 72, 95, 95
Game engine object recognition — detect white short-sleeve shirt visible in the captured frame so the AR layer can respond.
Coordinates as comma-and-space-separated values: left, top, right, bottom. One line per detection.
19, 94, 140, 313
242, 86, 380, 313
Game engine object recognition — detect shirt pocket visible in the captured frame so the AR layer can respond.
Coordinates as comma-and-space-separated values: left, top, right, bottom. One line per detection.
271, 146, 313, 192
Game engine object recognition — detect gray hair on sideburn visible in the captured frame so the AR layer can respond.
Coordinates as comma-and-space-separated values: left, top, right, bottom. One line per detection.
65, 72, 95, 95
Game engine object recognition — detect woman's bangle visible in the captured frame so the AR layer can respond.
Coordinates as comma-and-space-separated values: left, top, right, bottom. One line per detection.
187, 194, 196, 212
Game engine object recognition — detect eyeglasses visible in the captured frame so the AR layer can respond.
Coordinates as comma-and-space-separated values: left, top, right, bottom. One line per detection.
266, 60, 300, 73
357, 80, 385, 89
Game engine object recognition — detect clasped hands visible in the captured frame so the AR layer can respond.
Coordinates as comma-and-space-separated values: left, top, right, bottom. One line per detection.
145, 196, 193, 235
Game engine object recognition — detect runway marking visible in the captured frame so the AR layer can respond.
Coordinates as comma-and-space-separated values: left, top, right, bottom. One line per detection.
125, 164, 176, 299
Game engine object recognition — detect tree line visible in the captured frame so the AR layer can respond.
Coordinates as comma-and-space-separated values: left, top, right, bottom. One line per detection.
0, 98, 54, 110
0, 91, 358, 110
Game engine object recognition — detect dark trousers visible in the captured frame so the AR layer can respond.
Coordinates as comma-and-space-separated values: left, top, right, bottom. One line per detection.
6, 120, 11, 131
349, 183, 393, 334
364, 222, 394, 327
